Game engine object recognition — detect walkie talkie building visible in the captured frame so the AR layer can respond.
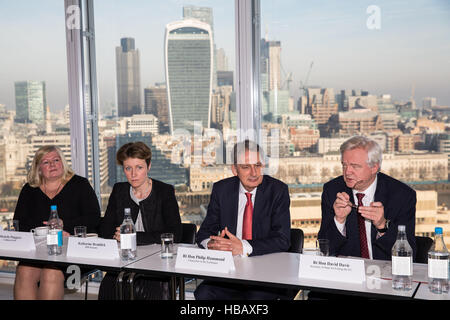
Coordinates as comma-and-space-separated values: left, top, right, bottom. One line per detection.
165, 19, 213, 133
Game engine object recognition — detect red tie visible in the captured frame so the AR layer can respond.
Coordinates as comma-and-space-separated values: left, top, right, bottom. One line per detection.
242, 192, 253, 240
356, 193, 370, 259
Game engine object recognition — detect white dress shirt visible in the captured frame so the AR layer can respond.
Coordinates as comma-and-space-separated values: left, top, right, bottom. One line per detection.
334, 176, 378, 259
201, 182, 255, 257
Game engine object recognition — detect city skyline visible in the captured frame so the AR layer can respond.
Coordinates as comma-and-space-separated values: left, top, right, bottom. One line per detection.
0, 0, 449, 113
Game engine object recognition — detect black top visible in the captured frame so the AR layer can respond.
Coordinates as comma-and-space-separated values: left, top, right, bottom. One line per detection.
13, 175, 101, 234
99, 179, 182, 245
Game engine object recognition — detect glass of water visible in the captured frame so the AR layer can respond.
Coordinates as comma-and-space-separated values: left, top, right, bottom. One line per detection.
161, 233, 174, 259
74, 226, 87, 238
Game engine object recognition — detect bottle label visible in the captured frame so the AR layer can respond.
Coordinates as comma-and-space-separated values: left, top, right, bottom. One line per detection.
428, 259, 449, 279
392, 256, 412, 276
47, 230, 63, 247
121, 233, 136, 250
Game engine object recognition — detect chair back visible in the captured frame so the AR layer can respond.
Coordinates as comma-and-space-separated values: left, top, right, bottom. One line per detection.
181, 223, 197, 244
415, 236, 433, 263
288, 228, 304, 253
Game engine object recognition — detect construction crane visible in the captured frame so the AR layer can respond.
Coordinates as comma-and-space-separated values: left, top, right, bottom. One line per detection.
281, 72, 293, 91
299, 61, 314, 97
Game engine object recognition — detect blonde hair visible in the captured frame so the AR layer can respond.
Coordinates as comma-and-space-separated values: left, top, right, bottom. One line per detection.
27, 145, 74, 187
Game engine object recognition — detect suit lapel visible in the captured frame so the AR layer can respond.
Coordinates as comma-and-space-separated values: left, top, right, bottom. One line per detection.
252, 176, 267, 238
228, 177, 240, 235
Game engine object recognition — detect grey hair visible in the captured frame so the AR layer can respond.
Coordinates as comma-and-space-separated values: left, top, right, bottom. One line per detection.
340, 136, 382, 171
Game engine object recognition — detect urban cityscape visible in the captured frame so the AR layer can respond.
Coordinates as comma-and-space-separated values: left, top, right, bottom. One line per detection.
0, 0, 449, 278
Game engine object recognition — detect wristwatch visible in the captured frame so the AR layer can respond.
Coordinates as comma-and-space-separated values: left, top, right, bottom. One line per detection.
376, 219, 390, 233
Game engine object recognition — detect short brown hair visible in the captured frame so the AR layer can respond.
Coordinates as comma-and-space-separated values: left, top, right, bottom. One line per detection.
116, 141, 152, 167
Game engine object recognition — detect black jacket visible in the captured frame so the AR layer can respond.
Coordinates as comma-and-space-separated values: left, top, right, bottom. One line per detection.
99, 179, 182, 245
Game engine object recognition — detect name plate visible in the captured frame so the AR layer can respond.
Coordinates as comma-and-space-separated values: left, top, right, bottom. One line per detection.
66, 237, 119, 260
175, 247, 235, 274
0, 231, 36, 252
298, 254, 366, 284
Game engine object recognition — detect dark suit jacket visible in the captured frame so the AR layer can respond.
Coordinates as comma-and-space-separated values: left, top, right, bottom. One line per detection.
318, 172, 416, 261
99, 179, 182, 245
196, 175, 291, 256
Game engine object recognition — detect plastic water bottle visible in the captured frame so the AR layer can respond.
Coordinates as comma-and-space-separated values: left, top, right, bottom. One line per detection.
47, 205, 63, 255
119, 208, 136, 261
391, 225, 413, 290
428, 227, 449, 294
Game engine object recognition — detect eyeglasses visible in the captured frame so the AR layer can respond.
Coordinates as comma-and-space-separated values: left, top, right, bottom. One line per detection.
41, 158, 61, 167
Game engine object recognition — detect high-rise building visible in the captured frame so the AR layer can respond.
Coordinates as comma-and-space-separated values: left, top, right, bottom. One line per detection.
116, 37, 141, 117
261, 39, 281, 91
165, 19, 213, 133
14, 81, 46, 125
183, 5, 217, 90
144, 84, 169, 133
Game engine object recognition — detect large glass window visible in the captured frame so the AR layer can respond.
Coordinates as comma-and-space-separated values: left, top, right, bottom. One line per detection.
261, 0, 450, 247
0, 0, 70, 270
93, 1, 236, 225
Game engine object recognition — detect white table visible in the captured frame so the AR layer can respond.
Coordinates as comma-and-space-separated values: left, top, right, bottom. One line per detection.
123, 245, 420, 300
0, 236, 161, 272
414, 283, 450, 300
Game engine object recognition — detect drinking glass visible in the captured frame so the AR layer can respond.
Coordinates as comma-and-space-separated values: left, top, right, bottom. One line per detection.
316, 239, 330, 256
161, 233, 174, 258
74, 226, 87, 238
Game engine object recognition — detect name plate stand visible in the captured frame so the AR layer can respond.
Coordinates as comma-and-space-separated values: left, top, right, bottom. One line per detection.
0, 231, 36, 252
175, 247, 235, 273
66, 237, 120, 260
298, 254, 366, 284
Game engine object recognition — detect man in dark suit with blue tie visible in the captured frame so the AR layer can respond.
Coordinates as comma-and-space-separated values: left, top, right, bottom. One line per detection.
194, 139, 291, 300
318, 136, 417, 261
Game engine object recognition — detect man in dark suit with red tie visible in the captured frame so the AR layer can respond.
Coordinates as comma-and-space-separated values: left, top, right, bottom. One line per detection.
194, 139, 291, 300
318, 136, 417, 261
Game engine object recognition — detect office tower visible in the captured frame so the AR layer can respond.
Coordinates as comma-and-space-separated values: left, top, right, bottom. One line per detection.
165, 19, 213, 133
216, 48, 229, 71
14, 81, 46, 125
116, 37, 141, 117
183, 6, 213, 30
144, 84, 169, 133
183, 5, 217, 90
261, 39, 281, 91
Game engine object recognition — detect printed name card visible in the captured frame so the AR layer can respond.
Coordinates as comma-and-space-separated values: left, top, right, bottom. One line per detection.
0, 231, 36, 252
298, 254, 366, 284
66, 237, 119, 260
175, 247, 235, 274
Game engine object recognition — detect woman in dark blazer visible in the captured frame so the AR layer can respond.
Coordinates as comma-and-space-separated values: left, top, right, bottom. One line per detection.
98, 141, 182, 299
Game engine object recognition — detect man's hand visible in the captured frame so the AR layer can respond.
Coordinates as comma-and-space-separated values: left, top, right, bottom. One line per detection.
207, 227, 243, 256
358, 202, 386, 230
333, 192, 353, 224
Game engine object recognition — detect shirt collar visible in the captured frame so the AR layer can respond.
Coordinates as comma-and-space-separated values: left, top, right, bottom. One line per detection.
353, 174, 378, 200
239, 182, 257, 196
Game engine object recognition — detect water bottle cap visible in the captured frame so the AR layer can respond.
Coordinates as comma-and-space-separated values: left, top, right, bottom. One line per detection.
398, 225, 406, 231
435, 227, 443, 235
50, 205, 57, 211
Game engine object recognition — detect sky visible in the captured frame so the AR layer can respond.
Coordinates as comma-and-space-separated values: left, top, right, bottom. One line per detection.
0, 0, 449, 113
